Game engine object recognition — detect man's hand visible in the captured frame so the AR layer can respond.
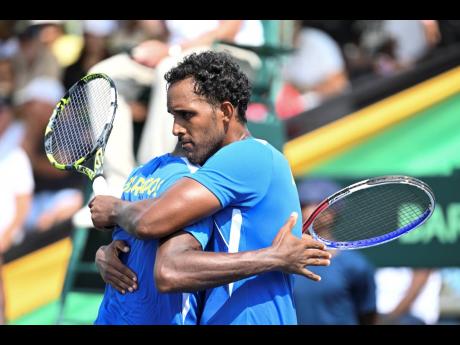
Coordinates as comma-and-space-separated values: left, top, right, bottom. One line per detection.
131, 40, 169, 68
88, 195, 121, 230
270, 212, 331, 281
95, 240, 138, 294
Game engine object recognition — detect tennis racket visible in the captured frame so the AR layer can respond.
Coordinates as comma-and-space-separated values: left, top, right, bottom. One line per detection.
44, 73, 117, 195
302, 175, 435, 249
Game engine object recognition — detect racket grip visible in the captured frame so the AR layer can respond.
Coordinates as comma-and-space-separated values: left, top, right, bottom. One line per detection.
93, 175, 109, 195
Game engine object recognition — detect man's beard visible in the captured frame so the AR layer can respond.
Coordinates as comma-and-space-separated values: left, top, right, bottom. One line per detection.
186, 135, 222, 165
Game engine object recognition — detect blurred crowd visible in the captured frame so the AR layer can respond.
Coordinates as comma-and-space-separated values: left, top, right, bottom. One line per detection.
1, 20, 460, 325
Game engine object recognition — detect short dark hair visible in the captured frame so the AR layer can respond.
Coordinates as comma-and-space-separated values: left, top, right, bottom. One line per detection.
164, 51, 251, 123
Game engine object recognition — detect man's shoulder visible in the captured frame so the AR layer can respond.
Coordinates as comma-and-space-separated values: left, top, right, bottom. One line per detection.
139, 154, 192, 174
215, 137, 276, 160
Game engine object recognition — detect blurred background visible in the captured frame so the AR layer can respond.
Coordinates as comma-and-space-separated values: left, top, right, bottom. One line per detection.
1, 19, 460, 325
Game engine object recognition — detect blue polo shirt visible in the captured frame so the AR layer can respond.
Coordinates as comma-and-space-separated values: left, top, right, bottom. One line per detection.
95, 154, 209, 325
185, 138, 302, 325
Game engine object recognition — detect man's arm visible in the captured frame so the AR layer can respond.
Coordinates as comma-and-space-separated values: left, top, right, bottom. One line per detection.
90, 177, 221, 239
95, 214, 332, 293
385, 269, 432, 321
154, 213, 331, 292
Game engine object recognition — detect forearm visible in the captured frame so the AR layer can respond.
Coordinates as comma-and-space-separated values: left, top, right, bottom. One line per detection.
156, 246, 281, 292
1, 195, 31, 252
109, 178, 220, 239
112, 199, 158, 238
391, 269, 432, 317
311, 71, 349, 97
154, 217, 329, 293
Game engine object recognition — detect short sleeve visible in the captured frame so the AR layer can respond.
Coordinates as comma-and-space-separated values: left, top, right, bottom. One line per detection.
185, 140, 272, 208
183, 216, 213, 250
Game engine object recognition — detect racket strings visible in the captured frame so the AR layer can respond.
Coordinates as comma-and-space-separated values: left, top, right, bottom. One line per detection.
312, 184, 431, 242
51, 79, 113, 164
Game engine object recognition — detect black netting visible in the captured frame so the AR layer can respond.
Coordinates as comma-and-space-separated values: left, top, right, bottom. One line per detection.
50, 78, 112, 164
312, 183, 431, 242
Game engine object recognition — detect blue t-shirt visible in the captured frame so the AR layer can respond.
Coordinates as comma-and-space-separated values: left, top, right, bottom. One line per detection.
95, 154, 210, 325
184, 138, 302, 325
293, 251, 376, 325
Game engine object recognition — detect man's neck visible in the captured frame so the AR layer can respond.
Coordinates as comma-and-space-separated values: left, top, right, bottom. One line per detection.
223, 124, 251, 146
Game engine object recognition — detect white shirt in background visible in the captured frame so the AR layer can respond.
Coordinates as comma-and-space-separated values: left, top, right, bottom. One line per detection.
382, 20, 429, 65
283, 27, 345, 89
0, 146, 34, 236
375, 267, 442, 325
166, 20, 264, 47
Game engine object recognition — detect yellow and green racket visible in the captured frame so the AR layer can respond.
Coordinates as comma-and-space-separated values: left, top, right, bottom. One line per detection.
44, 73, 117, 195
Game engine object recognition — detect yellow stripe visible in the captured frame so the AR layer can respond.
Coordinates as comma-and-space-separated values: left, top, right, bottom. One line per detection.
284, 66, 460, 176
2, 238, 72, 320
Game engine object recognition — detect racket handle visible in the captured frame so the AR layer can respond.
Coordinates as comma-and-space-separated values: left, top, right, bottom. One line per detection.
93, 175, 109, 195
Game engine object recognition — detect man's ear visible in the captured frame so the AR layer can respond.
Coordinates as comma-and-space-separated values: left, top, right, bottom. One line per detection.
220, 101, 235, 123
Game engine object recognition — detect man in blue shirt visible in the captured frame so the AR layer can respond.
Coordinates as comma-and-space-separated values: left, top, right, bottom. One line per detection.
95, 146, 325, 325
90, 51, 331, 324
94, 149, 206, 324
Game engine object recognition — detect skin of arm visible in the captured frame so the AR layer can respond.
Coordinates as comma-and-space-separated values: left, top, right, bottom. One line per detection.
154, 213, 331, 292
94, 213, 332, 293
386, 269, 433, 320
0, 194, 32, 253
89, 177, 222, 239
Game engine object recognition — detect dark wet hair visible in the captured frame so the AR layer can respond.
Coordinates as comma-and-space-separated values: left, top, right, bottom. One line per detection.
164, 50, 251, 123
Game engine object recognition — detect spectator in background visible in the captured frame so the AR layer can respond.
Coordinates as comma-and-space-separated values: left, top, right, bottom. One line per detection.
108, 20, 167, 55
293, 178, 377, 325
63, 20, 115, 90
13, 77, 84, 233
281, 21, 350, 113
30, 20, 65, 50
0, 20, 19, 61
382, 20, 438, 70
131, 20, 265, 163
375, 267, 442, 325
11, 21, 62, 91
0, 95, 34, 324
0, 58, 15, 99
364, 20, 441, 77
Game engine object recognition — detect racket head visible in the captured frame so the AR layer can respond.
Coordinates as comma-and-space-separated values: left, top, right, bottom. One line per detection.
302, 175, 436, 250
44, 73, 117, 181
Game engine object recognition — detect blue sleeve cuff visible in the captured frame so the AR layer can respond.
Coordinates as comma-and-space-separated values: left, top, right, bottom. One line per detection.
183, 216, 214, 250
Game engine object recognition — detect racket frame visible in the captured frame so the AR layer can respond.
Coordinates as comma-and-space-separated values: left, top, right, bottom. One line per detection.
44, 73, 117, 181
302, 175, 436, 249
